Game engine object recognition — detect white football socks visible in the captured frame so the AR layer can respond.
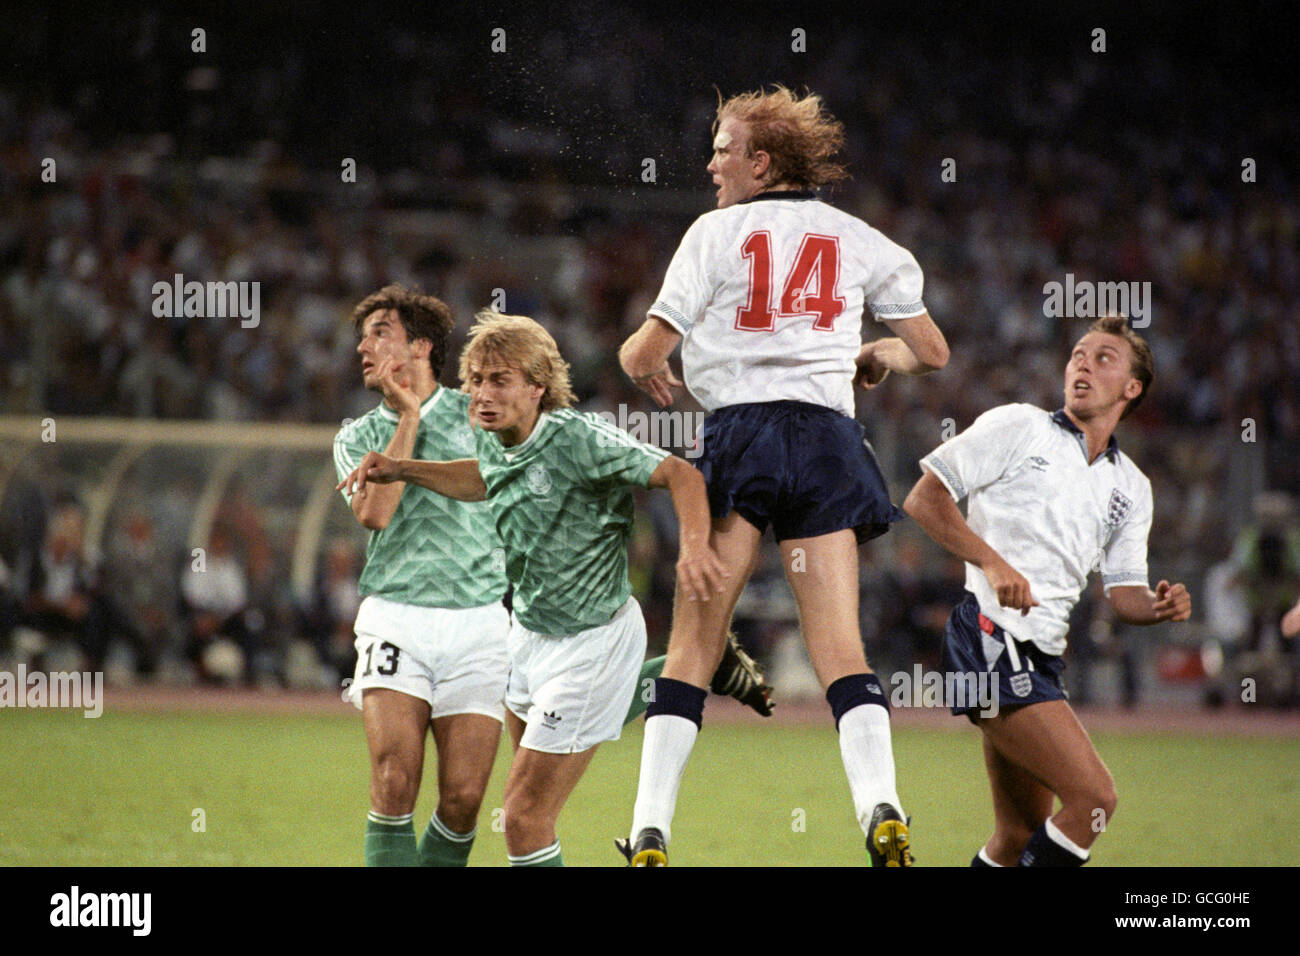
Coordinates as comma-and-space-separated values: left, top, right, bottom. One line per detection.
630, 714, 699, 844
838, 703, 903, 832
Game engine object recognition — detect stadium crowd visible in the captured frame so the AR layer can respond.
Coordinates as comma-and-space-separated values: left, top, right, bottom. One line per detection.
1, 8, 1296, 701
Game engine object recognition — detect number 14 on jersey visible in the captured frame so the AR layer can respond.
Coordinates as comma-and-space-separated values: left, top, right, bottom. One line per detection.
736, 231, 845, 332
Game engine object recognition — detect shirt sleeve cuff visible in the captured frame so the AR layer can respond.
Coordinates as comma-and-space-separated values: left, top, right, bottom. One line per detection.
648, 300, 693, 334
1102, 572, 1148, 592
920, 454, 964, 501
871, 301, 927, 321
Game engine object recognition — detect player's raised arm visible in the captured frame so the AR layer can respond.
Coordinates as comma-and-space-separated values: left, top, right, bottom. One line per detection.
903, 470, 1038, 614
338, 452, 487, 502
855, 312, 949, 388
1106, 581, 1192, 625
647, 454, 728, 602
342, 356, 423, 531
619, 318, 685, 408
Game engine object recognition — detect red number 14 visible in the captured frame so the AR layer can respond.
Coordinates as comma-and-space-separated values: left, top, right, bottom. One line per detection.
736, 231, 845, 332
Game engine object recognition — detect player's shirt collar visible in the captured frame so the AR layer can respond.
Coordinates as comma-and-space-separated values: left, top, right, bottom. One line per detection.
1050, 408, 1119, 464
498, 410, 553, 461
737, 190, 818, 204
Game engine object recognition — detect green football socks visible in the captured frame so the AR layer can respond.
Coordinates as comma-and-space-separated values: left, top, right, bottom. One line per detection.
364, 810, 418, 866
417, 813, 476, 867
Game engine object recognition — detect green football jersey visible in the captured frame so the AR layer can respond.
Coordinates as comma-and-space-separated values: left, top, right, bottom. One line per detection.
334, 387, 507, 608
475, 408, 669, 636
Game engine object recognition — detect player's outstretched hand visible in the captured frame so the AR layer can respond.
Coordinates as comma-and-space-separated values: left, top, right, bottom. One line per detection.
1152, 580, 1191, 622
983, 557, 1039, 616
336, 451, 402, 496
676, 544, 729, 603
631, 364, 683, 408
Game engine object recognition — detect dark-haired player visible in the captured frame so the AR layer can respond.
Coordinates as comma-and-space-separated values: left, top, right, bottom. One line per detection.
335, 285, 509, 866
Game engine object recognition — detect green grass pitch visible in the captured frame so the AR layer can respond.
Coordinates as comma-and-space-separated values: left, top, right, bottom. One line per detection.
2, 708, 1296, 866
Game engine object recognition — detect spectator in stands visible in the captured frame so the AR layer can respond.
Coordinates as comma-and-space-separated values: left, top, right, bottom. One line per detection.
15, 503, 116, 670
304, 537, 362, 684
180, 525, 263, 685
106, 509, 183, 676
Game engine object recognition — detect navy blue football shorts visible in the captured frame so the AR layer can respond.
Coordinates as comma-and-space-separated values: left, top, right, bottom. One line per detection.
941, 591, 1068, 723
695, 400, 904, 544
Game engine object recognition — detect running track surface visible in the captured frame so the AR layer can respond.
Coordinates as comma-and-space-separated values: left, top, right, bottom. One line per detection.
101, 686, 1300, 736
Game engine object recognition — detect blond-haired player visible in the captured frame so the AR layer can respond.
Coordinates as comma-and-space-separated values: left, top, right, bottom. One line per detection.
619, 86, 948, 866
904, 317, 1191, 866
340, 312, 758, 865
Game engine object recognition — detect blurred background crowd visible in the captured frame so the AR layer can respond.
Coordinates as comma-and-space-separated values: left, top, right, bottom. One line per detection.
1, 5, 1296, 705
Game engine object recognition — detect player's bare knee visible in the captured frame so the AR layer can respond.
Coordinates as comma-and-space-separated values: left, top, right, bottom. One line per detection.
371, 754, 418, 812
1064, 778, 1117, 824
502, 796, 553, 849
437, 784, 485, 832
1095, 783, 1118, 823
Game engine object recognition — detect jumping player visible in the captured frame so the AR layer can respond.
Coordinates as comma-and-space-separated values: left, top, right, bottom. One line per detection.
618, 86, 949, 866
903, 316, 1192, 866
334, 285, 509, 867
339, 312, 755, 866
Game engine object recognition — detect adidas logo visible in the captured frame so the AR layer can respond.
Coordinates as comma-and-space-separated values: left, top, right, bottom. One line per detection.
542, 710, 562, 728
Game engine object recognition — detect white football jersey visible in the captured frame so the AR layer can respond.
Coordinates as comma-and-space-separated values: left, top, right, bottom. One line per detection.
920, 404, 1153, 656
649, 191, 927, 417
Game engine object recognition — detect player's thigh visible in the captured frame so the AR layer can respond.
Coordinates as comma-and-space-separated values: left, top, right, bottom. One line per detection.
663, 511, 762, 678
981, 732, 1054, 835
430, 712, 503, 801
504, 709, 526, 752
979, 700, 1112, 805
362, 688, 431, 778
778, 528, 868, 681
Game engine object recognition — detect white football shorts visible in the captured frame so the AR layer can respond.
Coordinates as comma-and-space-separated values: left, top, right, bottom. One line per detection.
346, 595, 510, 722
506, 597, 647, 754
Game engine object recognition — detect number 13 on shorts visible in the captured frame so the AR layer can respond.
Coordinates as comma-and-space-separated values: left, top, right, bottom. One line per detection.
361, 641, 401, 677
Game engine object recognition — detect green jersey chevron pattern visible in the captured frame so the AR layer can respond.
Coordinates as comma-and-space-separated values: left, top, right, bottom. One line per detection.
334, 387, 507, 608
475, 408, 668, 635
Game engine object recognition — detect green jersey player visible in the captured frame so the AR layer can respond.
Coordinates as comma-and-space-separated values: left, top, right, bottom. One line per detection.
339, 312, 741, 866
334, 285, 509, 867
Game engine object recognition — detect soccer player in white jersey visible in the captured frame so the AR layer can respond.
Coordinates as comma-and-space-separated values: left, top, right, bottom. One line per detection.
903, 316, 1192, 866
339, 312, 730, 866
334, 285, 510, 866
618, 86, 949, 866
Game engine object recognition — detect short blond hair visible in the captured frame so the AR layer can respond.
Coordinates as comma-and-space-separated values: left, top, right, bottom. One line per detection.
716, 85, 848, 190
459, 311, 576, 411
1085, 316, 1154, 419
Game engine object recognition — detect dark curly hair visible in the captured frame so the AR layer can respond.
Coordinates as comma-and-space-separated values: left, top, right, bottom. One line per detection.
351, 284, 455, 378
